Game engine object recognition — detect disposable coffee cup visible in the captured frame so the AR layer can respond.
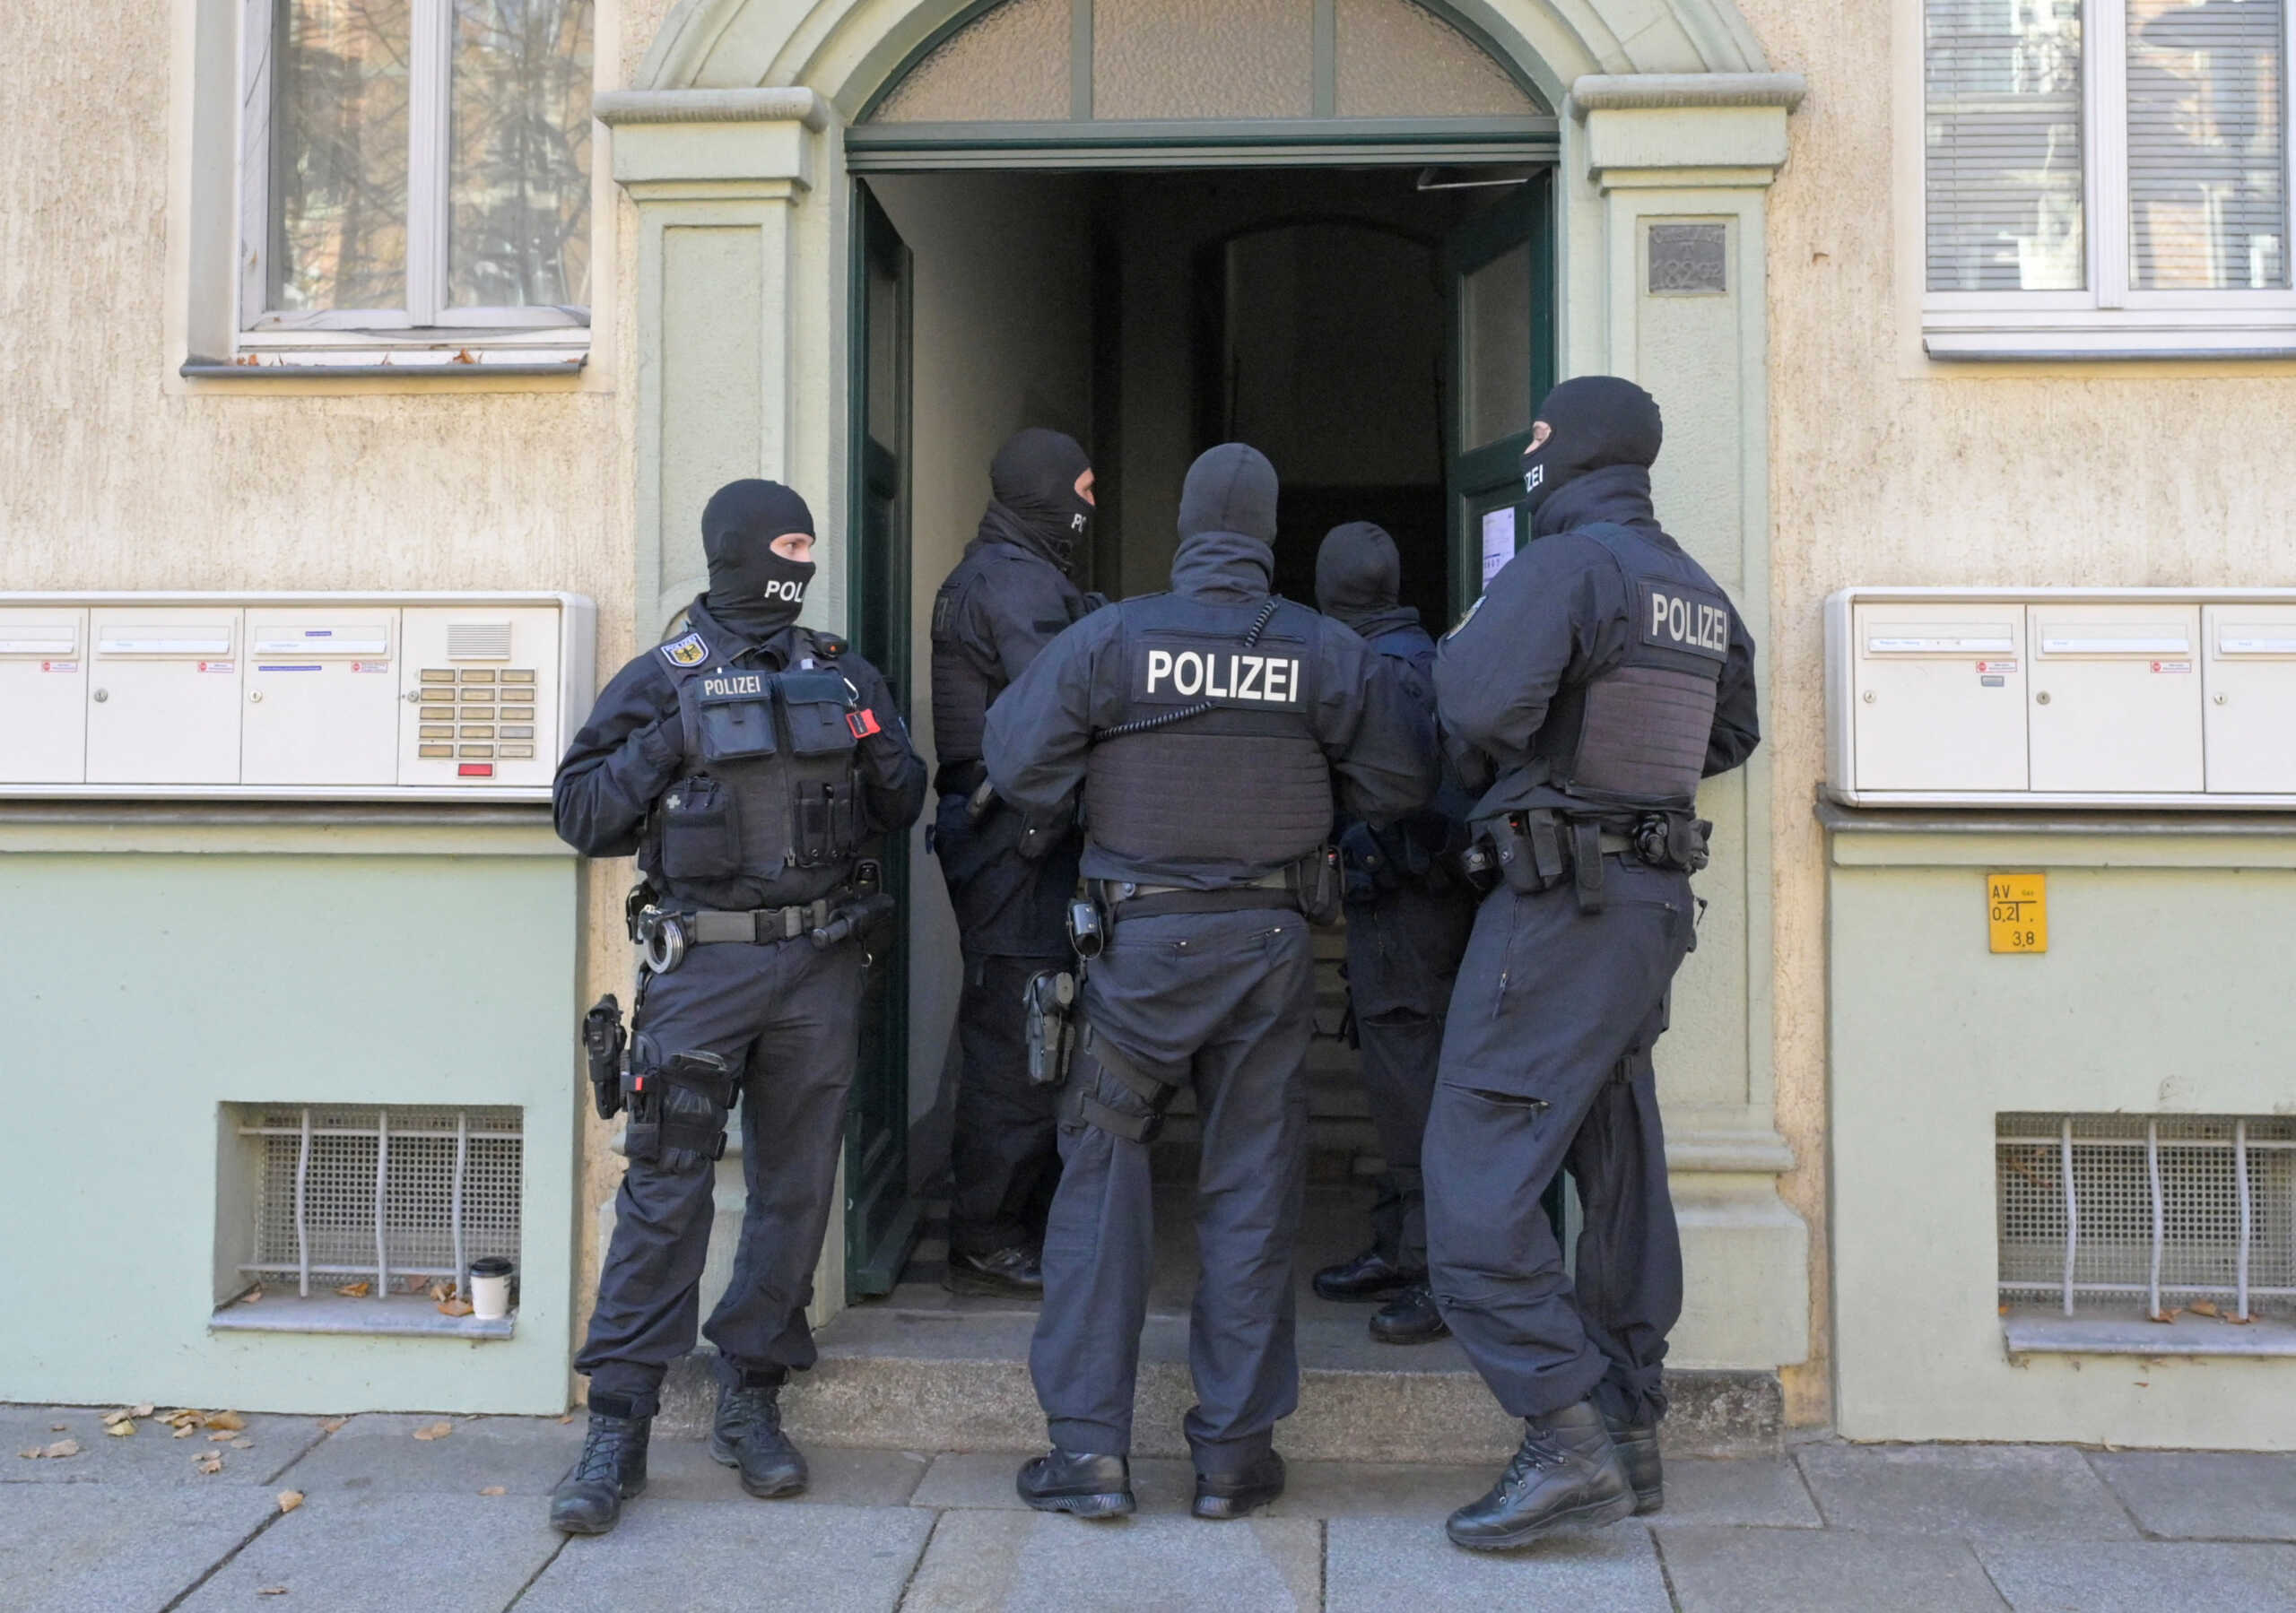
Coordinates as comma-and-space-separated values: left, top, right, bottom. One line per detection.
469, 1257, 515, 1321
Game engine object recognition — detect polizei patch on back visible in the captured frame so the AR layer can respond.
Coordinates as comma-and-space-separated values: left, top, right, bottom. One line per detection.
1639, 582, 1730, 661
660, 631, 709, 667
1131, 640, 1307, 709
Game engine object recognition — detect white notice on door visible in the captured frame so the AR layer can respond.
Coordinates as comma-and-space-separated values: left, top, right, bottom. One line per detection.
1481, 507, 1518, 590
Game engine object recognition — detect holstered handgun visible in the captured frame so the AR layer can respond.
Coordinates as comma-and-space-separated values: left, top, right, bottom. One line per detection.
1024, 970, 1077, 1088
811, 858, 895, 951
581, 995, 628, 1121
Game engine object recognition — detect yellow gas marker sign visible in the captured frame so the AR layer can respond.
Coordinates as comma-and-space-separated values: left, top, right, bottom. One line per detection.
1988, 872, 2047, 954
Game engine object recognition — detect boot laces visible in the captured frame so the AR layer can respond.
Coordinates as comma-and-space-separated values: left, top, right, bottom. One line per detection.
722, 1384, 783, 1444
1497, 1425, 1570, 1494
573, 1418, 632, 1483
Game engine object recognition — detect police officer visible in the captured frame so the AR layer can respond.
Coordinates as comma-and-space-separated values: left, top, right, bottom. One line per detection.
1307, 522, 1477, 1345
1424, 377, 1759, 1552
547, 479, 926, 1535
929, 428, 1101, 1296
984, 445, 1437, 1522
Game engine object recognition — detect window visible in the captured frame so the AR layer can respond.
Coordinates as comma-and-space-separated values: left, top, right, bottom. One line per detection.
239, 0, 593, 354
1924, 0, 2296, 356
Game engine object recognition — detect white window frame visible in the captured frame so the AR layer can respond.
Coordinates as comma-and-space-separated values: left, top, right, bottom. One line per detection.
237, 0, 591, 357
1924, 0, 2296, 358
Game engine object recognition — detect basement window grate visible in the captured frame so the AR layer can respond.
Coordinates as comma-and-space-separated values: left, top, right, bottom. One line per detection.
1998, 1112, 2296, 1321
237, 1105, 522, 1299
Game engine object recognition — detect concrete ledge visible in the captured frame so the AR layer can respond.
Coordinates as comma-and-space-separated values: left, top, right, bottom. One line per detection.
1568, 73, 1808, 115
594, 88, 830, 129
2005, 1311, 2296, 1358
209, 1292, 515, 1340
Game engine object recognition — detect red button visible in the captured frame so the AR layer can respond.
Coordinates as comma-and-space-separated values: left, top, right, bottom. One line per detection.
458, 763, 494, 777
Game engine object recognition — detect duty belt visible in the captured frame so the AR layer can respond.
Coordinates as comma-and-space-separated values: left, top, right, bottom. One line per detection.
637, 894, 845, 972
1094, 868, 1299, 923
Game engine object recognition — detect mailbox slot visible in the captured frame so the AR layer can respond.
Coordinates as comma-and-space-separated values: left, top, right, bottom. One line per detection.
2204, 604, 2296, 794
1850, 603, 2029, 791
241, 611, 402, 786
85, 611, 245, 785
0, 608, 89, 784
2026, 605, 2204, 794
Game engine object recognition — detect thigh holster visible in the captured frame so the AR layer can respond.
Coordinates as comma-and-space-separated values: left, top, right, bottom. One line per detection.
622, 1036, 738, 1169
1069, 1025, 1178, 1145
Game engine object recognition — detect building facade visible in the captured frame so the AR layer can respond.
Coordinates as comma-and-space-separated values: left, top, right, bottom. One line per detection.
3, 0, 2292, 1446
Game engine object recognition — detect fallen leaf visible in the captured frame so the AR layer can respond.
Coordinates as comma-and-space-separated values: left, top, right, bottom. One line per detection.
105, 1420, 136, 1439
162, 1409, 204, 1427
257, 1590, 289, 1599
194, 1452, 223, 1475
100, 1409, 132, 1427
231, 1438, 255, 1450
436, 1299, 474, 1318
44, 1439, 79, 1459
18, 1448, 41, 1460
240, 1287, 263, 1305
49, 1424, 66, 1433
207, 1430, 237, 1444
1997, 1304, 2010, 1316
2227, 1312, 2255, 1325
276, 1490, 304, 1513
318, 1418, 346, 1433
172, 1424, 196, 1438
2148, 1308, 2179, 1323
335, 1281, 371, 1299
412, 1421, 454, 1442
478, 1486, 506, 1496
129, 1404, 154, 1419
204, 1410, 248, 1431
2187, 1299, 2222, 1319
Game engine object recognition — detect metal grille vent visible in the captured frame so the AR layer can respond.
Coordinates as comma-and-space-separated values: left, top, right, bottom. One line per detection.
1998, 1113, 2296, 1320
239, 1106, 522, 1297
447, 622, 512, 660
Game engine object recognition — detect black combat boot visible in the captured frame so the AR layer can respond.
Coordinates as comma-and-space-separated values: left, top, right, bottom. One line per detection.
1193, 1450, 1286, 1520
1603, 1410, 1663, 1514
711, 1371, 808, 1499
1444, 1399, 1635, 1552
1016, 1449, 1135, 1518
1312, 1247, 1414, 1303
1368, 1284, 1450, 1345
549, 1398, 650, 1535
945, 1245, 1044, 1298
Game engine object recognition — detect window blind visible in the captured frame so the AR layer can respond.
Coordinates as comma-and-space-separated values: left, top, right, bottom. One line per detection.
1926, 0, 2088, 291
2126, 0, 2288, 289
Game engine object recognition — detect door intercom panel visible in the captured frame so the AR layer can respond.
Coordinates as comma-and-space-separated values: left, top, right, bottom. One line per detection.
0, 593, 595, 802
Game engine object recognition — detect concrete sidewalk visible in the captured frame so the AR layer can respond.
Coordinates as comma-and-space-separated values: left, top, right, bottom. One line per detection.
6, 1404, 2295, 1611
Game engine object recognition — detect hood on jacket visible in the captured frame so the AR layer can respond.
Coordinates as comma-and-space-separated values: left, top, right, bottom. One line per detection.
1314, 521, 1400, 624
1519, 375, 1661, 531
1530, 461, 1661, 540
1178, 443, 1278, 544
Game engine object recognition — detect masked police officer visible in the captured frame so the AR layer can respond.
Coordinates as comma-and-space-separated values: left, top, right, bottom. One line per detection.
1308, 522, 1477, 1346
983, 444, 1438, 1522
929, 428, 1102, 1296
1425, 377, 1759, 1552
547, 479, 927, 1535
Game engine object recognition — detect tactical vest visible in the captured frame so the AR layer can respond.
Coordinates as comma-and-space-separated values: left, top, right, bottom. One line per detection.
1531, 524, 1729, 811
642, 628, 869, 908
1083, 594, 1332, 871
930, 552, 1087, 770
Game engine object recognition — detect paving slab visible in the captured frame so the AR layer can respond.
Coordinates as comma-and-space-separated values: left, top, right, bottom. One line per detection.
909, 1451, 1198, 1513
1261, 1461, 1497, 1522
1977, 1540, 2296, 1610
1326, 1516, 1670, 1612
0, 1483, 279, 1613
520, 1500, 933, 1613
902, 1509, 1321, 1612
177, 1488, 559, 1612
1651, 1458, 1823, 1529
1656, 1525, 2008, 1613
267, 1411, 584, 1496
1796, 1443, 2136, 1540
2, 1403, 326, 1487
639, 1438, 930, 1506
2089, 1449, 2296, 1540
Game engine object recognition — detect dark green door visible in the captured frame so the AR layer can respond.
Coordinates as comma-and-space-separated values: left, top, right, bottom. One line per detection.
1443, 170, 1555, 623
844, 182, 918, 1298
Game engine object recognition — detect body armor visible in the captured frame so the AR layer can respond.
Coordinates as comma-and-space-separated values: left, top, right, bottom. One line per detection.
1083, 594, 1331, 872
1531, 525, 1729, 811
642, 629, 870, 909
931, 556, 1088, 769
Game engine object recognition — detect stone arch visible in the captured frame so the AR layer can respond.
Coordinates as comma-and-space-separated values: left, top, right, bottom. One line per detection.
636, 0, 1773, 112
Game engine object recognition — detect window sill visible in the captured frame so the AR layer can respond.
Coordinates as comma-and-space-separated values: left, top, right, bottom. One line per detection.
1924, 318, 2296, 362
2003, 1306, 2296, 1358
210, 1291, 516, 1340
183, 353, 586, 380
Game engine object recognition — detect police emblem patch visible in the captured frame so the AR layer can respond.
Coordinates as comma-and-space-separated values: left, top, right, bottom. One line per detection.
661, 631, 709, 667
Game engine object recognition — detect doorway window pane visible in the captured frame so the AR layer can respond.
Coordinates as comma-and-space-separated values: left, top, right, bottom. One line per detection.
872, 0, 1072, 122
2127, 0, 2288, 289
448, 0, 594, 310
1462, 240, 1530, 448
1924, 0, 2086, 291
1092, 0, 1312, 119
867, 253, 902, 447
1334, 0, 1539, 118
270, 0, 412, 312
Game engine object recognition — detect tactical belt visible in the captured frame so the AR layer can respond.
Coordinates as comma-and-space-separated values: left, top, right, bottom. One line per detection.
1075, 1024, 1178, 1144
685, 899, 839, 945
1095, 868, 1299, 924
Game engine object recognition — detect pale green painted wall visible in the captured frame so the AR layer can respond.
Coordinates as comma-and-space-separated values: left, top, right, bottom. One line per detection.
0, 840, 580, 1415
1829, 825, 2296, 1448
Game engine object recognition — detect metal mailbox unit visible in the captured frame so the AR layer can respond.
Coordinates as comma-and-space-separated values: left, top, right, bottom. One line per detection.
1825, 588, 2296, 809
0, 592, 595, 801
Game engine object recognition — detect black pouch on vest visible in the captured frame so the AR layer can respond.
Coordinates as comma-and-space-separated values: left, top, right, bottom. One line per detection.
793, 778, 862, 866
778, 671, 860, 756
659, 773, 741, 880
684, 672, 779, 762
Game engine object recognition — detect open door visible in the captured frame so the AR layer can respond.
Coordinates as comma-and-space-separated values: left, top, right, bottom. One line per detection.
1444, 172, 1555, 622
844, 182, 918, 1297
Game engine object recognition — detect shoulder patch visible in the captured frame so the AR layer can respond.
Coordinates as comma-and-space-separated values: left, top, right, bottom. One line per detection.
660, 631, 709, 668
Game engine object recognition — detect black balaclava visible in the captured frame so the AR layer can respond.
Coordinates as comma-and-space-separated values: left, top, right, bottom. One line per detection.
1314, 522, 1400, 624
986, 428, 1093, 568
1518, 376, 1663, 525
1177, 443, 1279, 545
701, 478, 816, 639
